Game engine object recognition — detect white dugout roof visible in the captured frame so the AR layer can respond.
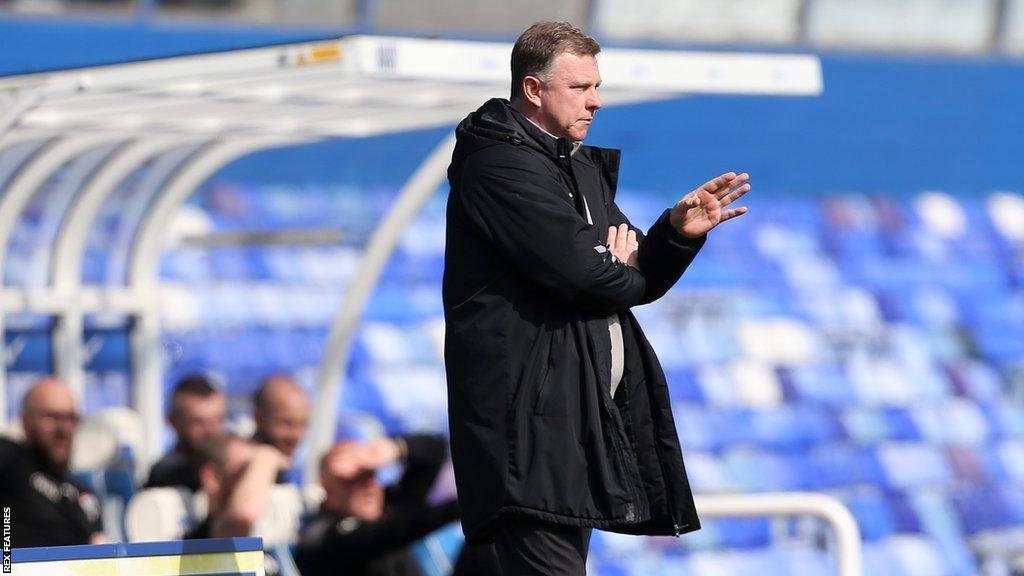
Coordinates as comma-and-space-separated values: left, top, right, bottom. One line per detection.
0, 34, 822, 481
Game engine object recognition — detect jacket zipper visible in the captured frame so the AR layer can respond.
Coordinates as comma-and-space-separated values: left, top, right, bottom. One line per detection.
647, 374, 685, 535
556, 138, 588, 219
585, 319, 644, 524
623, 316, 686, 536
602, 379, 642, 523
564, 140, 647, 527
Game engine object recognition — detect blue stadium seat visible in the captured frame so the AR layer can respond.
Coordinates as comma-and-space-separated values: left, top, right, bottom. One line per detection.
951, 486, 1017, 535
877, 443, 954, 490
843, 489, 897, 541
664, 367, 705, 403
788, 364, 857, 407
808, 443, 886, 488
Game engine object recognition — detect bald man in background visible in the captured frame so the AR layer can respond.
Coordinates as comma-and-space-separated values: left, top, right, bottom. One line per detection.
251, 374, 310, 484
0, 378, 104, 548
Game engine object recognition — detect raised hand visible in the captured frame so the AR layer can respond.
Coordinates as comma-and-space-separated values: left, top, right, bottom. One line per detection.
328, 439, 402, 480
607, 223, 639, 268
361, 438, 402, 469
327, 443, 368, 480
670, 172, 750, 238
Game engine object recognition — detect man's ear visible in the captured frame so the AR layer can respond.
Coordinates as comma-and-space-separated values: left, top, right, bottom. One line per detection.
522, 75, 544, 107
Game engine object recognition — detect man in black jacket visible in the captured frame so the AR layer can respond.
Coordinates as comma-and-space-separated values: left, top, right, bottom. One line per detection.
444, 21, 751, 574
0, 378, 104, 548
295, 435, 463, 576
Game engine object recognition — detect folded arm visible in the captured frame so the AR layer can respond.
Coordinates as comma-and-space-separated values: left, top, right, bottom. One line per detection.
457, 148, 647, 314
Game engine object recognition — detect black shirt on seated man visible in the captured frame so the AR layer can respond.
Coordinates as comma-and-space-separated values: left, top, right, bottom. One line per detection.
0, 378, 103, 548
295, 435, 461, 576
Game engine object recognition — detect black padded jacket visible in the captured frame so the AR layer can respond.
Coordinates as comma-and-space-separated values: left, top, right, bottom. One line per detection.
443, 98, 705, 543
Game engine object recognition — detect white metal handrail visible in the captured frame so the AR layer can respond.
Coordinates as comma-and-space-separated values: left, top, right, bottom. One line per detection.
695, 492, 862, 576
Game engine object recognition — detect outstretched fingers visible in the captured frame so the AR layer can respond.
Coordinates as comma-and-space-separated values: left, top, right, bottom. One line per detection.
720, 206, 749, 222
716, 172, 749, 199
720, 182, 751, 207
700, 172, 737, 195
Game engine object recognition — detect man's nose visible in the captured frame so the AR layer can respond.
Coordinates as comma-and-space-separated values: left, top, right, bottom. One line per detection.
588, 88, 602, 111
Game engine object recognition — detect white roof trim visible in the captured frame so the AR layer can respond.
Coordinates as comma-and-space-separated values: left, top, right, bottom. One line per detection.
0, 35, 822, 140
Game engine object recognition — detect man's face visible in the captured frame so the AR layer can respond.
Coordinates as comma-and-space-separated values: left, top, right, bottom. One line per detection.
22, 387, 79, 471
171, 392, 226, 453
255, 388, 310, 458
533, 52, 603, 142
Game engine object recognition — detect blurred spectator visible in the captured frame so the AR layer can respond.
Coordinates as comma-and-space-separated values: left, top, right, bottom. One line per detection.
0, 378, 104, 548
145, 374, 226, 491
295, 435, 476, 576
184, 433, 287, 539
252, 374, 310, 483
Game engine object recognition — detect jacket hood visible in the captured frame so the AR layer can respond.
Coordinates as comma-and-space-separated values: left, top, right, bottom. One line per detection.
452, 98, 575, 170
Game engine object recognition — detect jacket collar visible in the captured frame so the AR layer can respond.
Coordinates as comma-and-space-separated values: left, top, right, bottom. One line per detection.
507, 103, 604, 170
504, 100, 575, 160
522, 116, 583, 157
456, 98, 608, 171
